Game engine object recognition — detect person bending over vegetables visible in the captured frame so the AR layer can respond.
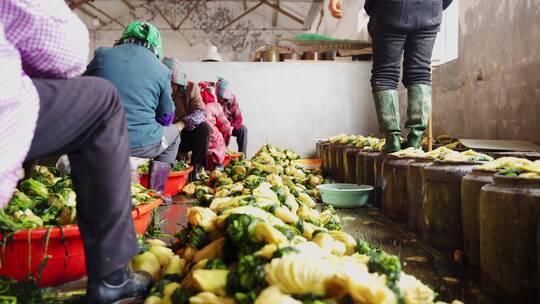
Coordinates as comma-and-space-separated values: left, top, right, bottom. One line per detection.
200, 82, 232, 170
162, 57, 211, 181
215, 77, 248, 154
329, 0, 453, 152
85, 21, 180, 193
0, 1, 150, 303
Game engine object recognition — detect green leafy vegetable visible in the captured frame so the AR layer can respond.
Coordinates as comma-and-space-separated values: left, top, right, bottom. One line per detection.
273, 225, 299, 240
226, 254, 268, 304
204, 258, 227, 270
272, 246, 299, 259
19, 179, 49, 201
169, 287, 196, 304
174, 226, 209, 250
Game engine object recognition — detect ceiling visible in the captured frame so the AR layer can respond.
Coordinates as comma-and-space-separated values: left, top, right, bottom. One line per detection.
68, 0, 323, 33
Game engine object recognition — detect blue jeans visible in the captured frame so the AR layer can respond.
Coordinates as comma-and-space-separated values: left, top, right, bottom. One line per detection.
368, 0, 443, 91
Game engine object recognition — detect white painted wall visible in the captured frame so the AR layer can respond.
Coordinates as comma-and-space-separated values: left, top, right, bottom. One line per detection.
181, 62, 378, 157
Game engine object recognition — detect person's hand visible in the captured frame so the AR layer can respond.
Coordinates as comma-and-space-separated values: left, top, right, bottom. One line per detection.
329, 0, 343, 19
174, 120, 185, 131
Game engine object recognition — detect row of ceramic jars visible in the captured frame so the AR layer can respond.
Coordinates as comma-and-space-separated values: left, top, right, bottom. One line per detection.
317, 141, 540, 302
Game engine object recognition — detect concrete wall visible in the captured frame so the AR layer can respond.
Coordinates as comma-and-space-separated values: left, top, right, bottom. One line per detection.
182, 62, 377, 157
426, 0, 540, 143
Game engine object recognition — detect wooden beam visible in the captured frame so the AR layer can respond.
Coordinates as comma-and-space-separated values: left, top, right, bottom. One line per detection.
86, 2, 126, 29
120, 0, 136, 11
96, 0, 155, 30
78, 6, 107, 26
150, 2, 176, 30
219, 1, 263, 31
69, 0, 93, 10
303, 0, 323, 28
272, 0, 279, 27
176, 0, 203, 29
261, 0, 303, 25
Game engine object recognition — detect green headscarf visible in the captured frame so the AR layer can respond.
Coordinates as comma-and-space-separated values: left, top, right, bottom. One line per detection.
119, 21, 163, 59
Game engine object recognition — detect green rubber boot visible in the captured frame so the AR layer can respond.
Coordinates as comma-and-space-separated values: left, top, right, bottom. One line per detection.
404, 84, 432, 149
373, 90, 402, 152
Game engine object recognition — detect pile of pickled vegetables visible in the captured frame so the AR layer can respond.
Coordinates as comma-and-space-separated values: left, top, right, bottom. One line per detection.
139, 161, 190, 174
329, 134, 465, 152
391, 147, 493, 162
477, 157, 540, 178
128, 144, 462, 304
0, 166, 157, 232
329, 134, 385, 152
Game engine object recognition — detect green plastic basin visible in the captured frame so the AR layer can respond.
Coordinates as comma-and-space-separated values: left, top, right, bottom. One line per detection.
316, 183, 373, 208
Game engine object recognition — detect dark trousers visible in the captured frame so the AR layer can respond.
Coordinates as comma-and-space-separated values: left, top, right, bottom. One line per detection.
130, 125, 181, 165
26, 77, 138, 279
369, 0, 443, 91
179, 122, 211, 167
232, 125, 248, 154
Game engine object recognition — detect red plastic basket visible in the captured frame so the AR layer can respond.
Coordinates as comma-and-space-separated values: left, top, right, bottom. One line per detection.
0, 197, 163, 287
132, 197, 163, 235
207, 153, 242, 171
293, 158, 323, 170
139, 167, 193, 196
0, 225, 85, 287
223, 153, 242, 167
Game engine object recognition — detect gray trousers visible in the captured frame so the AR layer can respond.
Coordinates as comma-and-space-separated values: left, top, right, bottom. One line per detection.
27, 77, 138, 279
130, 125, 180, 165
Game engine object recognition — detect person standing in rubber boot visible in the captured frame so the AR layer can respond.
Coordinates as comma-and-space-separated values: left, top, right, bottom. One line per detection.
329, 0, 453, 152
162, 57, 211, 181
0, 1, 150, 303
215, 77, 248, 154
85, 22, 180, 193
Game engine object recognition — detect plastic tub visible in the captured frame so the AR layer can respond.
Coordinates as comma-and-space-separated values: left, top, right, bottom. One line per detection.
293, 159, 323, 170
316, 183, 374, 208
140, 167, 193, 197
132, 197, 163, 235
0, 225, 85, 287
223, 153, 242, 167
207, 153, 243, 171
0, 196, 162, 287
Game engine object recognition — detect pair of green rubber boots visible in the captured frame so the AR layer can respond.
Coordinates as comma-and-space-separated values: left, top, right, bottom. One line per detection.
373, 84, 432, 153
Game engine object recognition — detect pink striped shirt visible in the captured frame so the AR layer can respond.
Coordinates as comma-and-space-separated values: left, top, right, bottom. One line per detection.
0, 0, 89, 208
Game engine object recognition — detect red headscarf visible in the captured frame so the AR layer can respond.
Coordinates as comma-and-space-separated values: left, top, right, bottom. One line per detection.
199, 82, 216, 104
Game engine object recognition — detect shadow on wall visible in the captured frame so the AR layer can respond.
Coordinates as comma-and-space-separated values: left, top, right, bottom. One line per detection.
422, 0, 540, 143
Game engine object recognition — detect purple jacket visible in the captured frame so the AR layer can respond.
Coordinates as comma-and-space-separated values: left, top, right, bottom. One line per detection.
0, 0, 89, 207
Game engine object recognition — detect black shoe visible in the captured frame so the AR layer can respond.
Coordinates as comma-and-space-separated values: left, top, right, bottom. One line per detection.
86, 270, 151, 304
